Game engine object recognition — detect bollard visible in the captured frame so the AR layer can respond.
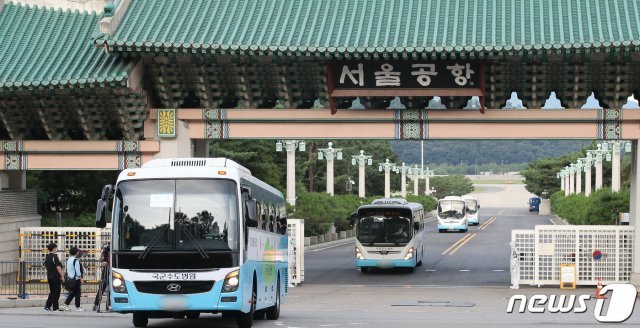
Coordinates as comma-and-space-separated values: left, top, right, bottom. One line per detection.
18, 261, 28, 299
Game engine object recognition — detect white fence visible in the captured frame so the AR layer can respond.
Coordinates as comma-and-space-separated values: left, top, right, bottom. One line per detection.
19, 227, 111, 282
287, 219, 304, 286
511, 225, 634, 287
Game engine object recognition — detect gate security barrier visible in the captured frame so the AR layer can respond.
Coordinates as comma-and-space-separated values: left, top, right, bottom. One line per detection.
19, 227, 111, 282
511, 225, 634, 287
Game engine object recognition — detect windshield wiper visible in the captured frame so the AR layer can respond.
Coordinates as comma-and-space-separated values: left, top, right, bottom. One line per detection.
179, 225, 210, 259
138, 225, 168, 260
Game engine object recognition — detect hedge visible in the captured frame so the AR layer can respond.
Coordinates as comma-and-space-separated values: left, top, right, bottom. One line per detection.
289, 192, 436, 236
550, 188, 629, 225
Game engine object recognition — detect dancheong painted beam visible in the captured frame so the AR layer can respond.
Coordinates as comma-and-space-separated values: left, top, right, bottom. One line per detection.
144, 108, 640, 140
0, 140, 159, 171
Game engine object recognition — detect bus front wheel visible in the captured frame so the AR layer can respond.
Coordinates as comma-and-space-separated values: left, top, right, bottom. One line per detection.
132, 313, 148, 328
265, 279, 281, 320
237, 278, 256, 328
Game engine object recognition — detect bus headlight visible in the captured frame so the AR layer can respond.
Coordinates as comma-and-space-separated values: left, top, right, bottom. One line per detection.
404, 248, 414, 260
222, 270, 240, 293
355, 247, 364, 260
112, 271, 127, 294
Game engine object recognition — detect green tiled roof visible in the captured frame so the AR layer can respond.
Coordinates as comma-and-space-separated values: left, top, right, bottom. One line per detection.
99, 0, 640, 57
0, 2, 136, 92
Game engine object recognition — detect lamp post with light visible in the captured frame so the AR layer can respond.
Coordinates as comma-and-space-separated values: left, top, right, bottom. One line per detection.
394, 162, 411, 198
276, 140, 305, 205
379, 159, 396, 199
318, 142, 343, 196
351, 150, 373, 198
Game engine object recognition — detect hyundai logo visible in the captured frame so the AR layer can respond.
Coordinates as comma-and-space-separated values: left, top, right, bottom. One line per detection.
166, 283, 182, 292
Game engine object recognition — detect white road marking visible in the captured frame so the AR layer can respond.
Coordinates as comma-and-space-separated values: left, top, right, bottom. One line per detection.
549, 218, 557, 225
425, 269, 437, 272
459, 269, 471, 272
492, 269, 505, 272
307, 241, 354, 252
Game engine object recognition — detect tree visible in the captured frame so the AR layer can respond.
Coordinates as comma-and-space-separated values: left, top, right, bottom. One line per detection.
430, 175, 474, 199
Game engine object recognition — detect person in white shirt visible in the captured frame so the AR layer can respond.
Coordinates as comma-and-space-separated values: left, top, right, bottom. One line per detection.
60, 246, 84, 312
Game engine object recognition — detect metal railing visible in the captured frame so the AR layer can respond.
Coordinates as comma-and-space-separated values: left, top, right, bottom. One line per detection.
0, 260, 102, 298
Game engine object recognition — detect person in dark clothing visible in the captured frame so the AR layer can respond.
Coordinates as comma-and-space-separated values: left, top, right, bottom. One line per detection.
44, 242, 65, 311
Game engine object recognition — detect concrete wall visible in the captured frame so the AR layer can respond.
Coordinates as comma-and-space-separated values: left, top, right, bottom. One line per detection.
0, 190, 41, 261
15, 0, 108, 12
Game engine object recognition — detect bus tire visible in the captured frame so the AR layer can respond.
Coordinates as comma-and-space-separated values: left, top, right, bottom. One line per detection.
360, 267, 369, 273
406, 267, 415, 273
186, 312, 200, 320
237, 276, 257, 328
253, 310, 265, 320
438, 229, 445, 233
416, 260, 423, 267
461, 229, 467, 233
132, 313, 148, 328
265, 279, 281, 320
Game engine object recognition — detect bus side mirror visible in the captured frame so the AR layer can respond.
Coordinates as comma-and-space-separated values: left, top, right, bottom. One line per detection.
349, 212, 357, 225
96, 199, 108, 228
95, 184, 112, 228
245, 198, 258, 227
413, 222, 420, 230
477, 205, 480, 209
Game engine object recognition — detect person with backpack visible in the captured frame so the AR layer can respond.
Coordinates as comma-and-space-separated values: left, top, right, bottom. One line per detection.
60, 246, 84, 311
44, 243, 65, 311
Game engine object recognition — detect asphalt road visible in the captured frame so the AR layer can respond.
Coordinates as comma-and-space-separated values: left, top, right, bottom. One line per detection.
304, 206, 551, 287
3, 185, 638, 327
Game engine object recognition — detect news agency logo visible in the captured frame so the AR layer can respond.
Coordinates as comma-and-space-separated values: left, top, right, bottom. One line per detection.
506, 284, 638, 323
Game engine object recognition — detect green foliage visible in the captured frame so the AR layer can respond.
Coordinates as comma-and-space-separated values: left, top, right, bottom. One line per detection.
290, 193, 436, 236
430, 175, 474, 199
391, 140, 591, 166
522, 140, 631, 197
41, 212, 96, 227
551, 188, 630, 225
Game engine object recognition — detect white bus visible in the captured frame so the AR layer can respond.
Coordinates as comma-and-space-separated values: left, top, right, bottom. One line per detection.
436, 196, 468, 233
352, 198, 425, 272
462, 196, 480, 225
95, 158, 288, 328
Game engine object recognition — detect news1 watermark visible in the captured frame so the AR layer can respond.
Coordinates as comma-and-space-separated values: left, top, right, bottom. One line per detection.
506, 284, 638, 323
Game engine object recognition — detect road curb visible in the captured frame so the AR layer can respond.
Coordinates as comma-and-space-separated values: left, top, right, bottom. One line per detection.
0, 295, 94, 309
305, 237, 355, 251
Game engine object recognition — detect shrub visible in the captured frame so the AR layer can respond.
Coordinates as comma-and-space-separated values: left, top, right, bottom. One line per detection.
289, 192, 436, 236
551, 188, 629, 225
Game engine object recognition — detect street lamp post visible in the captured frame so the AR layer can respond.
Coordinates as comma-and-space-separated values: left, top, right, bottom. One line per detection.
612, 142, 621, 192
579, 155, 594, 196
48, 192, 71, 227
351, 150, 373, 198
318, 142, 343, 196
276, 140, 305, 206
424, 168, 434, 195
394, 163, 411, 198
411, 165, 421, 196
569, 165, 575, 195
575, 160, 583, 194
378, 159, 396, 199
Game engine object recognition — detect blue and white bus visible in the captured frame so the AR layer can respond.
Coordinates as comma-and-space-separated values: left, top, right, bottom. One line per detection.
462, 196, 480, 225
96, 158, 288, 328
352, 198, 425, 272
437, 196, 468, 233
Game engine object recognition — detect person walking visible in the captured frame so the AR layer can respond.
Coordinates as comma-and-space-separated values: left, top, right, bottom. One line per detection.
60, 246, 84, 311
44, 243, 64, 311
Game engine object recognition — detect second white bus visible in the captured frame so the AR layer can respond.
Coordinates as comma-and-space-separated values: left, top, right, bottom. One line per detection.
436, 196, 468, 233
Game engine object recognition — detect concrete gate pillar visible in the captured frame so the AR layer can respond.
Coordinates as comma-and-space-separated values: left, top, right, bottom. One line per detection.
0, 171, 26, 190
629, 140, 640, 288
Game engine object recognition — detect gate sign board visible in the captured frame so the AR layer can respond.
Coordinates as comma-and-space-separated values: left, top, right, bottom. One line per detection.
328, 60, 484, 98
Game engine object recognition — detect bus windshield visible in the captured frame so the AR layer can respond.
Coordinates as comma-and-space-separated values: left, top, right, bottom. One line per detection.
114, 179, 239, 253
465, 200, 478, 214
356, 212, 412, 245
438, 200, 465, 219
